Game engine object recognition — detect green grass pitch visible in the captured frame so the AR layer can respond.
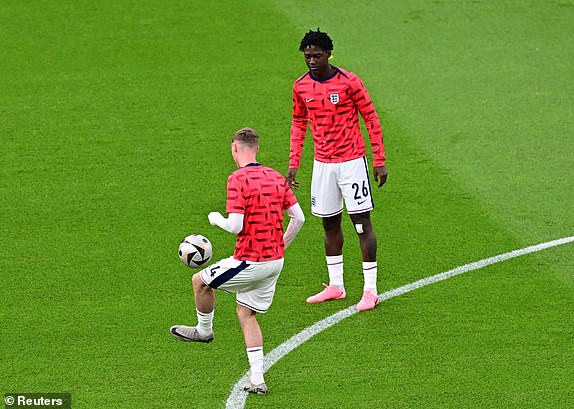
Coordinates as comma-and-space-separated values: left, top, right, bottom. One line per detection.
1, 1, 573, 408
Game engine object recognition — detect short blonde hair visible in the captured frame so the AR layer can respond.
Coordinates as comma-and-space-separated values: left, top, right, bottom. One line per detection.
232, 128, 259, 149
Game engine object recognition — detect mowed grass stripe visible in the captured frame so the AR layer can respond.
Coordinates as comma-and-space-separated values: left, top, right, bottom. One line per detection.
1, 1, 573, 408
1, 2, 304, 408
228, 236, 574, 409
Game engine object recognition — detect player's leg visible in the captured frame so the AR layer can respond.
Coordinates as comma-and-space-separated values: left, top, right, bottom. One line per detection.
349, 211, 377, 262
306, 213, 347, 302
349, 211, 380, 311
170, 257, 247, 343
323, 212, 344, 256
323, 214, 345, 289
169, 272, 216, 343
235, 258, 283, 395
237, 304, 263, 348
307, 161, 346, 303
192, 272, 216, 335
237, 305, 267, 394
341, 157, 380, 311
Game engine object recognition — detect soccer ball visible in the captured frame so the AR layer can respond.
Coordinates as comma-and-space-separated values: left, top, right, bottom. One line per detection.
178, 234, 213, 268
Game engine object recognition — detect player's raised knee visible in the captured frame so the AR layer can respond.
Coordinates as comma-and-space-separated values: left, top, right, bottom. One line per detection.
192, 272, 204, 287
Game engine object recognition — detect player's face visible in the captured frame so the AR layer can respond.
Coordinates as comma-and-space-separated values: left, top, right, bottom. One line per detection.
303, 46, 331, 77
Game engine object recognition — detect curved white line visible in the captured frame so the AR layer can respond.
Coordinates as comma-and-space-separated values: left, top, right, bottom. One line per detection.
226, 236, 574, 408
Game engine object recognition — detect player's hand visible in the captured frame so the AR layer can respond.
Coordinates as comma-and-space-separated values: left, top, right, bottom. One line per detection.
208, 212, 224, 226
286, 168, 300, 190
373, 166, 388, 187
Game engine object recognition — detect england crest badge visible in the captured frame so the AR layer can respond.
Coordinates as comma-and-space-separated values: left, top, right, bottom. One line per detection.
329, 93, 339, 104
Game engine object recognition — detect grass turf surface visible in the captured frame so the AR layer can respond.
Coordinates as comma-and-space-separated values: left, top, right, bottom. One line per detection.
1, 1, 573, 408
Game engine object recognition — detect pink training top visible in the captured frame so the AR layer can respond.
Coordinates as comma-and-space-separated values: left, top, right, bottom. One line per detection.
290, 66, 385, 169
226, 164, 298, 262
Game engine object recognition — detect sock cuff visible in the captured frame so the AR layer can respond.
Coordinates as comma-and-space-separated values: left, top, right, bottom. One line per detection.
362, 261, 377, 270
196, 309, 214, 317
246, 347, 263, 354
326, 255, 343, 265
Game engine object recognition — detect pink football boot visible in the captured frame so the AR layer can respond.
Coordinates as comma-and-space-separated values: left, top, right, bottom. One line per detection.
306, 283, 346, 303
356, 290, 380, 311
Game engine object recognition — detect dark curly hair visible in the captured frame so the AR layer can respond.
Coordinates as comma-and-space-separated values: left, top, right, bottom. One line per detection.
299, 28, 333, 52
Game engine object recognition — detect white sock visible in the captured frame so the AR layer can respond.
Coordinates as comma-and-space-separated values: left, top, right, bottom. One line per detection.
326, 255, 344, 288
196, 309, 213, 336
247, 347, 265, 385
363, 261, 378, 294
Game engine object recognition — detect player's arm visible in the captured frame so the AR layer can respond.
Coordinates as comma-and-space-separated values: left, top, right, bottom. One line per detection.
208, 212, 244, 235
217, 173, 245, 234
283, 202, 305, 249
351, 76, 388, 187
288, 85, 308, 189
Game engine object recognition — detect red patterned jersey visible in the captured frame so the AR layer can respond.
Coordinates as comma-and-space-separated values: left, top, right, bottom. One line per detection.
290, 66, 385, 168
226, 164, 298, 262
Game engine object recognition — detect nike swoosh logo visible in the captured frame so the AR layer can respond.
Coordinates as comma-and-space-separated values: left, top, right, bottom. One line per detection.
171, 328, 193, 341
305, 98, 314, 102
358, 199, 367, 205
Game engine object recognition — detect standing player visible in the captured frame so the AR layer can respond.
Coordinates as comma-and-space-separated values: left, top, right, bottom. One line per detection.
286, 29, 387, 311
171, 128, 305, 394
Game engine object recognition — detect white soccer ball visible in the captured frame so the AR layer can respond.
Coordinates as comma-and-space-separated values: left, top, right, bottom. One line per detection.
178, 234, 213, 268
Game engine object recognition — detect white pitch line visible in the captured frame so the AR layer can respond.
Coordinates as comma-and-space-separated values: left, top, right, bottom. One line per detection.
226, 236, 574, 409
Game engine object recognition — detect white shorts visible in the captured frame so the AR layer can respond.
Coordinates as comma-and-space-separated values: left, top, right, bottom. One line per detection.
311, 156, 374, 217
200, 256, 284, 313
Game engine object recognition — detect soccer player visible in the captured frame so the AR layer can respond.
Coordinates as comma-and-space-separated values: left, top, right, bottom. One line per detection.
171, 128, 305, 395
286, 29, 387, 311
